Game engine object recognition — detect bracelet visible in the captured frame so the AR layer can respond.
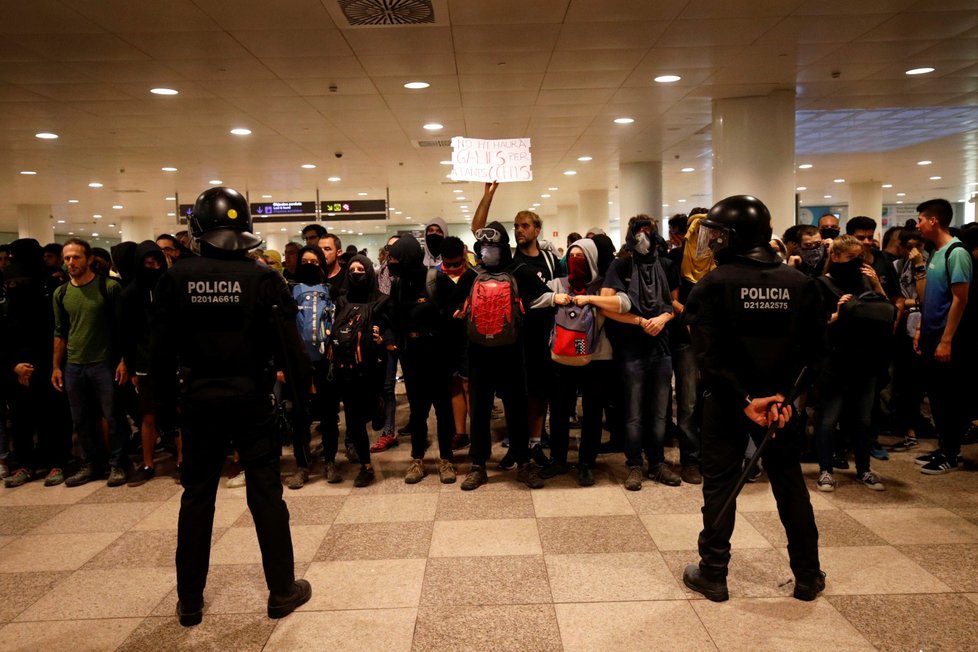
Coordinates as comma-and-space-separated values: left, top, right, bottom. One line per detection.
913, 265, 926, 272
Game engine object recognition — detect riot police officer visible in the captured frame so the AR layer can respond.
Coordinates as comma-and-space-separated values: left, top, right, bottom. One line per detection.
151, 187, 312, 626
681, 195, 825, 602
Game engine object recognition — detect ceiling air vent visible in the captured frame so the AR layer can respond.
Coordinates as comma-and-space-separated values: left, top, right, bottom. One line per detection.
339, 0, 434, 26
112, 189, 146, 193
413, 138, 452, 148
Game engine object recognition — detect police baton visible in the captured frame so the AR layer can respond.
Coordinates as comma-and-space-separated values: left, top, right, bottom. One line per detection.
713, 367, 809, 530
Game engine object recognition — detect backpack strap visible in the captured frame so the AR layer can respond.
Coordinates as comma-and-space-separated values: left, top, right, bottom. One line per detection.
55, 282, 69, 338
944, 241, 967, 287
425, 267, 438, 300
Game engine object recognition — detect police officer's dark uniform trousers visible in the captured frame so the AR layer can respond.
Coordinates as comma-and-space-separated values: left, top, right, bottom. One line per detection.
683, 195, 824, 601
152, 187, 311, 625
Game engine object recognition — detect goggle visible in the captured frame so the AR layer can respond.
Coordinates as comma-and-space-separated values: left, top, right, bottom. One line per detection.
475, 227, 501, 243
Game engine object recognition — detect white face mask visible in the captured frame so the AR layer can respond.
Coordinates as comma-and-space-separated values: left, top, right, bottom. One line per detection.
480, 245, 501, 267
634, 232, 651, 255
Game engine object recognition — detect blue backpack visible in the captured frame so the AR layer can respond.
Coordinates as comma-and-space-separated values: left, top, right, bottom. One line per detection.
292, 283, 334, 362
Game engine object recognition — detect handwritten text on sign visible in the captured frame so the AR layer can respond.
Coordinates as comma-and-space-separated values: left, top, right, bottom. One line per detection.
450, 137, 532, 183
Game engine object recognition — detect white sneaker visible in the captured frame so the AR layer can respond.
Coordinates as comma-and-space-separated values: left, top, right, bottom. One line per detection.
859, 471, 885, 491
816, 470, 836, 492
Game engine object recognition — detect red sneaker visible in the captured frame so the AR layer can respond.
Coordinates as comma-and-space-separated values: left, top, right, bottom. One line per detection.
370, 433, 399, 452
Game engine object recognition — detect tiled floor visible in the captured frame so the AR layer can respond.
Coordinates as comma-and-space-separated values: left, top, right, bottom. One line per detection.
1, 417, 977, 651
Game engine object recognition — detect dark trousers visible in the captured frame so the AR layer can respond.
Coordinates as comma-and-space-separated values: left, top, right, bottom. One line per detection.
7, 371, 72, 470
294, 360, 330, 469
891, 330, 927, 432
697, 392, 820, 581
619, 350, 672, 468
337, 371, 376, 466
922, 335, 969, 459
176, 413, 294, 600
468, 342, 529, 466
814, 374, 876, 475
400, 336, 456, 461
550, 360, 608, 467
64, 361, 126, 469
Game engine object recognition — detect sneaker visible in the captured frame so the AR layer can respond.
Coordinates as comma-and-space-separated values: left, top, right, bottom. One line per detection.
438, 459, 456, 484
370, 433, 399, 453
128, 465, 156, 488
345, 445, 360, 465
816, 470, 836, 492
65, 464, 97, 488
286, 467, 308, 490
746, 464, 763, 483
577, 465, 595, 487
531, 444, 552, 468
624, 465, 643, 491
460, 465, 488, 491
683, 564, 729, 602
107, 465, 128, 487
500, 437, 510, 448
267, 579, 312, 619
353, 466, 375, 488
859, 470, 885, 490
539, 462, 568, 479
516, 462, 545, 489
324, 462, 342, 484
404, 458, 426, 484
451, 433, 470, 450
793, 571, 826, 601
0, 461, 8, 478
226, 472, 246, 488
44, 468, 65, 487
832, 454, 850, 470
177, 596, 204, 627
173, 464, 182, 484
920, 451, 959, 475
498, 450, 516, 470
869, 445, 890, 461
648, 462, 681, 487
889, 437, 919, 452
3, 468, 30, 488
681, 464, 702, 485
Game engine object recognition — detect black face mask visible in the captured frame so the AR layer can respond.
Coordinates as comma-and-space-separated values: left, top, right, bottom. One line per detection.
819, 227, 840, 240
829, 258, 864, 288
425, 233, 444, 258
387, 261, 403, 277
800, 246, 825, 270
349, 271, 367, 285
295, 263, 323, 285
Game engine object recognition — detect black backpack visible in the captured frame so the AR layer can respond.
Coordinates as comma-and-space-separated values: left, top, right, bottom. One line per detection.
328, 301, 376, 372
822, 277, 897, 368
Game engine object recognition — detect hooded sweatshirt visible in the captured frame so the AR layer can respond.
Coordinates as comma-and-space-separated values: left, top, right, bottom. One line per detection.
334, 253, 393, 350
423, 217, 448, 268
545, 238, 612, 362
388, 235, 447, 339
3, 239, 61, 372
121, 240, 168, 374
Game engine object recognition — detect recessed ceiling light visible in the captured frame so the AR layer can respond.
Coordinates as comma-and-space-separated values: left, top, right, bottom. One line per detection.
823, 195, 832, 199
68, 199, 79, 203
897, 192, 906, 196
301, 163, 316, 169
929, 176, 942, 180
404, 81, 430, 90
93, 214, 102, 218
453, 189, 463, 193
165, 196, 176, 201
35, 132, 58, 139
423, 123, 443, 131
395, 211, 403, 215
167, 212, 175, 217
20, 170, 37, 175
881, 184, 893, 188
532, 203, 541, 207
654, 74, 682, 83
161, 167, 177, 172
91, 232, 99, 237
230, 128, 252, 136
108, 223, 115, 228
678, 199, 686, 203
541, 194, 551, 198
681, 167, 695, 173
112, 205, 123, 209
662, 204, 669, 208
261, 194, 272, 198
88, 182, 102, 187
406, 217, 412, 220
57, 219, 65, 224
209, 179, 222, 185
897, 201, 904, 204
798, 164, 813, 169
833, 178, 845, 183
280, 227, 287, 232
905, 67, 935, 75
358, 232, 363, 236
608, 201, 614, 205
327, 176, 341, 182
796, 186, 807, 191
440, 160, 452, 165
358, 192, 368, 196
68, 231, 74, 235
613, 117, 635, 124
577, 156, 592, 162
917, 160, 932, 165
150, 88, 178, 95
563, 170, 577, 176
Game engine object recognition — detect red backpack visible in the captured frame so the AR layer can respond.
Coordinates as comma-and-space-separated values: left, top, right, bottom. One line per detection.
463, 271, 523, 346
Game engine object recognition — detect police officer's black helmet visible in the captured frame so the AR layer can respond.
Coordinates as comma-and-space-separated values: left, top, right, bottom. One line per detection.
190, 186, 263, 252
700, 195, 778, 264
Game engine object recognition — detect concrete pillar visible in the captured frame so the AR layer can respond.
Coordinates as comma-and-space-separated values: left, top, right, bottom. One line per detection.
549, 204, 579, 249
579, 189, 610, 238
620, 161, 662, 226
712, 89, 795, 236
263, 232, 289, 253
848, 181, 883, 228
120, 217, 156, 243
17, 204, 52, 240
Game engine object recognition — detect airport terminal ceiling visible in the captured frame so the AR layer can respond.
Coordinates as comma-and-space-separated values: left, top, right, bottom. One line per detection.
0, 0, 976, 241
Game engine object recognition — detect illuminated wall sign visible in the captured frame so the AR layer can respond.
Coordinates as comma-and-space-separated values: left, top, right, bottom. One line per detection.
320, 199, 387, 221
250, 201, 317, 217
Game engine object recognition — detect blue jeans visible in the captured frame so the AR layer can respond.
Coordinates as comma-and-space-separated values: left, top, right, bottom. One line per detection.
620, 350, 673, 468
672, 342, 701, 465
65, 361, 126, 469
815, 375, 876, 475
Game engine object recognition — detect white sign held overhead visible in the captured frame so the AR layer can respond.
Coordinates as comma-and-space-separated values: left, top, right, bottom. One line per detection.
450, 137, 532, 183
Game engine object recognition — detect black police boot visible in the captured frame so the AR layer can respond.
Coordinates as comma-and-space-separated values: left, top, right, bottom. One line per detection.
176, 595, 204, 627
268, 579, 312, 619
683, 564, 729, 602
793, 571, 826, 601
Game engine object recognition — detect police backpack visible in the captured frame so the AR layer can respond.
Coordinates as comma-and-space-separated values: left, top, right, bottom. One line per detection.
292, 282, 334, 362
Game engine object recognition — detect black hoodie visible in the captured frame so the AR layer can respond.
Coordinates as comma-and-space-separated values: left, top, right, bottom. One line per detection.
110, 241, 138, 287
387, 236, 452, 339
3, 239, 61, 373
121, 241, 168, 374
335, 254, 393, 349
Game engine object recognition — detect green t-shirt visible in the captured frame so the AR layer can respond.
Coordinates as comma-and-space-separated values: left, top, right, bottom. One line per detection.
52, 276, 122, 365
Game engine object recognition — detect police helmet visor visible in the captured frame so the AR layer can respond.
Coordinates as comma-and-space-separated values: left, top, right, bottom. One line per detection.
695, 221, 730, 259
